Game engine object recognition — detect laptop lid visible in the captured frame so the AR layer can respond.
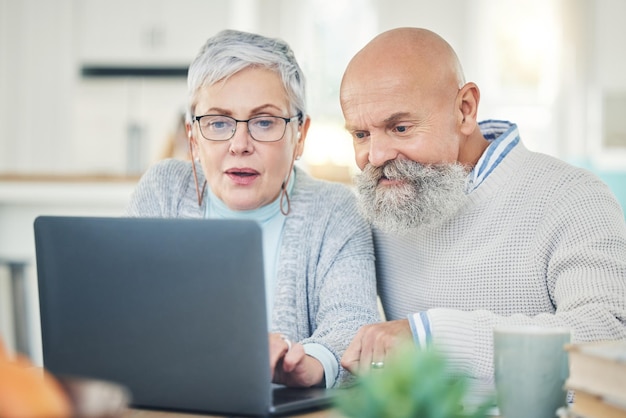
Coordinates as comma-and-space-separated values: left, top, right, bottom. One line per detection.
35, 216, 333, 417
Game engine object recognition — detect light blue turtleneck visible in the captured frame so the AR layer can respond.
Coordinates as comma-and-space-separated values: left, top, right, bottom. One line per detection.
204, 170, 295, 326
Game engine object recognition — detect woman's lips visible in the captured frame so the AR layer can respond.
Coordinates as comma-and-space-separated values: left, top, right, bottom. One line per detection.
225, 168, 260, 185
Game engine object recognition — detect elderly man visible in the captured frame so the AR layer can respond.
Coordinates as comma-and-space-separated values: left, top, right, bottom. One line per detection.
339, 27, 626, 385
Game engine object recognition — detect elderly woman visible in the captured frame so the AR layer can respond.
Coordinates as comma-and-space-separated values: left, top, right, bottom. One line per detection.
124, 29, 380, 388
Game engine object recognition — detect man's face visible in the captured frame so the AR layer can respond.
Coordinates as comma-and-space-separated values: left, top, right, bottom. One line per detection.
341, 67, 468, 232
341, 64, 463, 170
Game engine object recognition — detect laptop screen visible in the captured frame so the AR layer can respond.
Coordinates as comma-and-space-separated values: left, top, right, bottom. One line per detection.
35, 216, 277, 416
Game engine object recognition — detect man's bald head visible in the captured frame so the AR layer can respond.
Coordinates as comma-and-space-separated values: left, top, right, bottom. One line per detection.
341, 27, 465, 104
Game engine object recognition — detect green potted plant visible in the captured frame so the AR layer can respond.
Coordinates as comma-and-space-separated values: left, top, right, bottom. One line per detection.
335, 343, 494, 418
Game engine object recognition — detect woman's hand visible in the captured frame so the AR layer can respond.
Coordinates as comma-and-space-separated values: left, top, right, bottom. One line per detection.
269, 333, 325, 388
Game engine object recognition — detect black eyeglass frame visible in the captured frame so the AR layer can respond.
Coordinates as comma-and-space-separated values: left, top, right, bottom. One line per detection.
191, 113, 303, 142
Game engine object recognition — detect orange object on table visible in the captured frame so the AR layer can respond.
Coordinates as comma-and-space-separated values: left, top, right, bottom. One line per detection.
0, 338, 71, 418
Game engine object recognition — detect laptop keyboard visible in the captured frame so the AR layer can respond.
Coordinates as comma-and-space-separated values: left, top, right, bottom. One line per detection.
272, 386, 330, 406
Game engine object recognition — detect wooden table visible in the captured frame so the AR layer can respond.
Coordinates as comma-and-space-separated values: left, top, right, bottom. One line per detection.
123, 406, 499, 418
123, 407, 339, 417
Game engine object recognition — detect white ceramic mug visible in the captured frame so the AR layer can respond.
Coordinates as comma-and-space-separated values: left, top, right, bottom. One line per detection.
493, 325, 570, 418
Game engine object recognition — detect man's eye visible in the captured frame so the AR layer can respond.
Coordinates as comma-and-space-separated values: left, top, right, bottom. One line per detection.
353, 131, 369, 139
390, 124, 416, 137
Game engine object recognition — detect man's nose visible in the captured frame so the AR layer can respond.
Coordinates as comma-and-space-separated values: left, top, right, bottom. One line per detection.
368, 134, 398, 167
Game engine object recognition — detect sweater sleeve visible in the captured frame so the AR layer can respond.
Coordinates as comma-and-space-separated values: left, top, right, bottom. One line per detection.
274, 177, 381, 387
426, 173, 626, 383
308, 222, 380, 387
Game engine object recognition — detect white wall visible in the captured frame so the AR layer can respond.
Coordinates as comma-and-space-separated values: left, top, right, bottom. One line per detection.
1, 0, 626, 361
0, 0, 75, 173
2, 0, 626, 175
0, 0, 626, 174
5, 0, 626, 174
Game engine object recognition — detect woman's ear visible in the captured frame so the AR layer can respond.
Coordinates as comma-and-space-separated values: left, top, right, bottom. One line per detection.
295, 115, 311, 159
457, 82, 480, 136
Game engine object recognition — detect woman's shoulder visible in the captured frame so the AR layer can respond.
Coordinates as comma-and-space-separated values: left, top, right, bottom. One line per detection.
291, 168, 361, 224
286, 168, 372, 250
294, 167, 356, 203
126, 159, 199, 217
143, 158, 193, 179
139, 159, 198, 190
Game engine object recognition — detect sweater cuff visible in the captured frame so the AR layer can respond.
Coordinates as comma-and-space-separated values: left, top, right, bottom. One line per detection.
427, 308, 483, 376
303, 343, 338, 388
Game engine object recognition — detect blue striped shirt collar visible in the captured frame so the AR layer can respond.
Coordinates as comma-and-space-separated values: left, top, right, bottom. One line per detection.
466, 120, 520, 193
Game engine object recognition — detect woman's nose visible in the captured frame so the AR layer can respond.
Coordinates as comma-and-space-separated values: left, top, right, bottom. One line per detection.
229, 122, 254, 154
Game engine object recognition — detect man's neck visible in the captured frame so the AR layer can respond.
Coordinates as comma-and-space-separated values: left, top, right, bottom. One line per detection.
458, 130, 490, 169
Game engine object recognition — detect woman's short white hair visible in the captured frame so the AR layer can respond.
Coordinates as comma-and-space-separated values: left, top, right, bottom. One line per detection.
187, 29, 306, 120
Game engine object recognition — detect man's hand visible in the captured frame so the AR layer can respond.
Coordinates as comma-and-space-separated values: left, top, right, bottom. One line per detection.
340, 319, 413, 375
269, 333, 324, 388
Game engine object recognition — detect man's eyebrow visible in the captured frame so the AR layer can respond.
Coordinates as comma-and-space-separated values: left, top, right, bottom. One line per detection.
384, 112, 413, 123
344, 123, 362, 132
344, 112, 414, 131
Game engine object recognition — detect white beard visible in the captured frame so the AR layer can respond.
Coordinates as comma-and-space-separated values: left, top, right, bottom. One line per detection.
354, 159, 469, 234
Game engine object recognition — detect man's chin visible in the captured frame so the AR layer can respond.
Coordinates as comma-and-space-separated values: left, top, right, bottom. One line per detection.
362, 207, 422, 235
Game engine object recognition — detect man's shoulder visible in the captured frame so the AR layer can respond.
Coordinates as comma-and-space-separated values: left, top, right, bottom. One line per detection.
506, 148, 620, 217
522, 149, 603, 187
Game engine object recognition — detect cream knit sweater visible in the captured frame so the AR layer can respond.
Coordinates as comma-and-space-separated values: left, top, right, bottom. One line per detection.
375, 141, 626, 383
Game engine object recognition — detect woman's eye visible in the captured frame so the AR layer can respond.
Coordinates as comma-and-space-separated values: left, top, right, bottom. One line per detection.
253, 118, 275, 129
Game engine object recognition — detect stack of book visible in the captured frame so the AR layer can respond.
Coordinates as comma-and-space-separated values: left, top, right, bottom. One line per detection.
559, 340, 626, 418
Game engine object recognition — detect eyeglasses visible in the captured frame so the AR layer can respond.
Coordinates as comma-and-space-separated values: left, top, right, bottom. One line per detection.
192, 114, 301, 142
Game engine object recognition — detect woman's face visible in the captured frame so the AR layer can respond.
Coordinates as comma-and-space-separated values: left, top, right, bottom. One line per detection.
190, 67, 308, 211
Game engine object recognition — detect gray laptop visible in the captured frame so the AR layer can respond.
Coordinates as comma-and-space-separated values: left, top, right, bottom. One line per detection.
34, 216, 335, 417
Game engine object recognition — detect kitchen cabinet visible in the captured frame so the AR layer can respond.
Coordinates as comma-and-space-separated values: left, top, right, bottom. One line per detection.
70, 77, 188, 175
75, 0, 230, 66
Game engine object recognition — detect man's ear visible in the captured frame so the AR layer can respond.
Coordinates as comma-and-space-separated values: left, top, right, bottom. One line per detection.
457, 82, 480, 136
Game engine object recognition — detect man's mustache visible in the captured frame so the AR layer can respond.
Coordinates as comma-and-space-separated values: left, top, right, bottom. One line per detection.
363, 160, 417, 183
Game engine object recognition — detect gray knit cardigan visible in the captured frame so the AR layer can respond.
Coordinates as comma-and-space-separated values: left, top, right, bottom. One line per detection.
124, 159, 381, 386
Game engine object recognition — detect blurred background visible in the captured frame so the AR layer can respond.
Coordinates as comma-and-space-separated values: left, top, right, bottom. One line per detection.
1, 0, 625, 365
